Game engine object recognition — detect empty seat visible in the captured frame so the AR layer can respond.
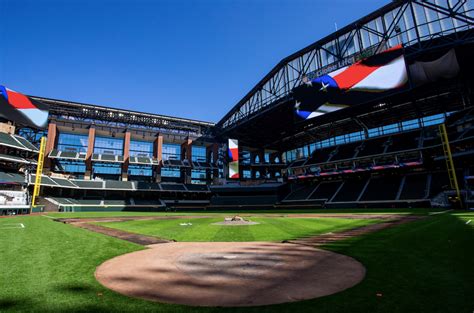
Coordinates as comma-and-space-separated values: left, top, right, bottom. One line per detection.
307, 147, 334, 164
185, 184, 209, 191
136, 181, 161, 190
309, 181, 341, 200
101, 154, 116, 161
59, 151, 78, 159
428, 172, 451, 198
72, 180, 104, 189
386, 131, 420, 153
105, 180, 133, 190
331, 142, 360, 161
285, 184, 317, 200
50, 177, 78, 188
399, 174, 428, 199
332, 178, 367, 202
12, 135, 38, 151
357, 137, 388, 157
0, 133, 26, 150
161, 183, 186, 191
360, 176, 401, 201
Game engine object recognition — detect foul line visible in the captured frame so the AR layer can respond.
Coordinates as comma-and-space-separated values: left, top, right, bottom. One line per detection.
0, 223, 25, 229
42, 215, 57, 219
428, 209, 453, 215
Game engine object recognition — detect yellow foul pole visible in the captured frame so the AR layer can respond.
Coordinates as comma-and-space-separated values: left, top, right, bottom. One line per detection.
31, 136, 46, 212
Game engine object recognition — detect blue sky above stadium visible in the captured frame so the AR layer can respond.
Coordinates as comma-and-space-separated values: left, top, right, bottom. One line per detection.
0, 0, 387, 122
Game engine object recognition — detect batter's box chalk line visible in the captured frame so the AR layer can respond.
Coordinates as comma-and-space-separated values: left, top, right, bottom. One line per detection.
0, 223, 25, 229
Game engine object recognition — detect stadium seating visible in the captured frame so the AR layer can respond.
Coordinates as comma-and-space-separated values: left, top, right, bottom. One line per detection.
330, 142, 360, 161
105, 180, 134, 190
45, 197, 166, 212
0, 153, 34, 164
129, 156, 159, 165
48, 149, 87, 160
161, 183, 186, 191
284, 184, 317, 201
308, 181, 342, 200
360, 176, 401, 201
136, 181, 162, 190
0, 190, 28, 206
399, 174, 428, 200
331, 178, 368, 202
385, 131, 421, 153
0, 132, 38, 152
357, 137, 388, 157
0, 172, 26, 184
307, 147, 334, 165
71, 180, 104, 189
428, 172, 451, 198
185, 184, 209, 191
50, 177, 78, 188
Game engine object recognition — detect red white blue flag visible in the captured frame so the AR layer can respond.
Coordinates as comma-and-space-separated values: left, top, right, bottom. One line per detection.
0, 85, 49, 128
228, 139, 239, 179
294, 45, 408, 120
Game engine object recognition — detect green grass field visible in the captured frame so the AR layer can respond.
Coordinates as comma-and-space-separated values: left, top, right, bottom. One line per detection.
44, 207, 443, 219
1, 210, 473, 312
94, 216, 380, 241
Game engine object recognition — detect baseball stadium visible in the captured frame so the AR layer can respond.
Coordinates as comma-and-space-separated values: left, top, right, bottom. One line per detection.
1, 0, 474, 312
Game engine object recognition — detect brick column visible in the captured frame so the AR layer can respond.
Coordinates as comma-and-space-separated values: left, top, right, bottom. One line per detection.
153, 134, 163, 182
44, 122, 57, 170
84, 127, 95, 180
121, 131, 131, 181
181, 138, 192, 184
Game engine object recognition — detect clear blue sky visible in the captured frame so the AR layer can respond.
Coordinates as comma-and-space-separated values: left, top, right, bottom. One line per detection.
0, 0, 388, 123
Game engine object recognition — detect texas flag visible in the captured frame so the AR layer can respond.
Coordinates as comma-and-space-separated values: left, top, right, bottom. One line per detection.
0, 85, 49, 128
294, 45, 408, 120
228, 139, 239, 179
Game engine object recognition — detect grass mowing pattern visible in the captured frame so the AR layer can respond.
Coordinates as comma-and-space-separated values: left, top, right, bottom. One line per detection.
95, 217, 380, 242
0, 211, 473, 312
45, 208, 442, 219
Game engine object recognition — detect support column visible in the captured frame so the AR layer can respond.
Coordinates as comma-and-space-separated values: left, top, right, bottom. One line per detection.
269, 151, 283, 178
121, 131, 131, 181
153, 134, 163, 183
181, 138, 192, 184
84, 127, 95, 180
206, 143, 219, 182
44, 122, 57, 171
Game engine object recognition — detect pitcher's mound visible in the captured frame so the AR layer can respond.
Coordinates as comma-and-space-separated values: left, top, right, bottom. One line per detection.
212, 220, 259, 225
95, 242, 365, 307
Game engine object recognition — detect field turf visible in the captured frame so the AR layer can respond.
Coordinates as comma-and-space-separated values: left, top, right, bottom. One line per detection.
94, 217, 380, 242
44, 207, 442, 219
1, 210, 473, 312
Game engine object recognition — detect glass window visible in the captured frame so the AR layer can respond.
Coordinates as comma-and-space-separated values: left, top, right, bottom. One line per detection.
128, 164, 152, 177
191, 169, 206, 184
421, 114, 445, 127
94, 136, 123, 155
55, 160, 86, 174
18, 128, 46, 148
57, 133, 88, 153
162, 143, 181, 160
161, 168, 181, 178
129, 140, 153, 157
192, 146, 206, 162
402, 118, 420, 131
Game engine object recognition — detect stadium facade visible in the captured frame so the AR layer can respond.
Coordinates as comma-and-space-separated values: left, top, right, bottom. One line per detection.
0, 0, 473, 214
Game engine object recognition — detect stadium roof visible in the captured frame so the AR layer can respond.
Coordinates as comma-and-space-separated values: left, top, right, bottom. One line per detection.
32, 96, 215, 136
215, 0, 474, 150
